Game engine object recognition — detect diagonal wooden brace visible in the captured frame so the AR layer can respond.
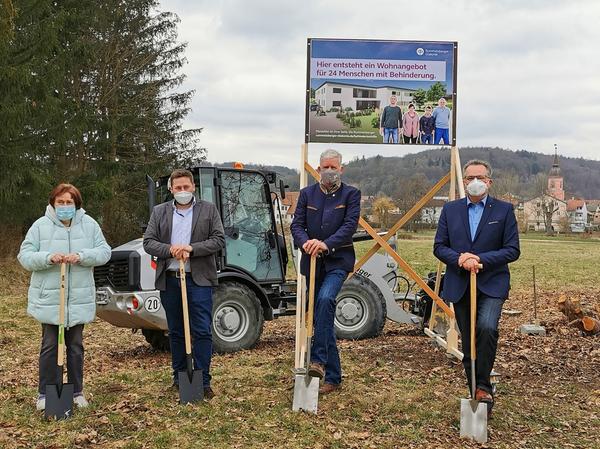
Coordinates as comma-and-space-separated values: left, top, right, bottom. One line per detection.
358, 218, 454, 319
353, 173, 450, 274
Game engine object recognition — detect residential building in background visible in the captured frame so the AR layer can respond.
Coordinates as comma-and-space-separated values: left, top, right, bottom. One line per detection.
314, 82, 415, 111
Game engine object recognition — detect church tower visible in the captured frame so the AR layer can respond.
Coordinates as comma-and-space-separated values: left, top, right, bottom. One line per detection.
547, 144, 564, 201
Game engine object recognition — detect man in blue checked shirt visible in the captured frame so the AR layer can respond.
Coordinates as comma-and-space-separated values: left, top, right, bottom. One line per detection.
434, 159, 520, 416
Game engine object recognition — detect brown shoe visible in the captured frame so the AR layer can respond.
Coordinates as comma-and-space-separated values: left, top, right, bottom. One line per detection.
475, 388, 493, 403
204, 387, 215, 401
475, 388, 494, 417
308, 362, 325, 379
319, 383, 341, 395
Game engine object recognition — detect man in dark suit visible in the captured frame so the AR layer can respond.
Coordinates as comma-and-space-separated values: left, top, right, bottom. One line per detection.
144, 169, 225, 399
434, 159, 520, 413
291, 149, 361, 395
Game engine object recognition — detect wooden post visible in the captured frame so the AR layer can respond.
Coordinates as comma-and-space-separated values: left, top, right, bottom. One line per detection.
424, 146, 465, 360
294, 144, 309, 369
445, 146, 461, 357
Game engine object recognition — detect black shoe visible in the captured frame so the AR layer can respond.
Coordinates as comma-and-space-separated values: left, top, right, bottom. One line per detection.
204, 387, 215, 401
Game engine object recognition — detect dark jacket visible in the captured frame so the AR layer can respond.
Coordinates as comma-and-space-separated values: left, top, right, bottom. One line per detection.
143, 200, 225, 290
433, 196, 520, 302
380, 105, 402, 129
291, 182, 361, 275
419, 115, 435, 134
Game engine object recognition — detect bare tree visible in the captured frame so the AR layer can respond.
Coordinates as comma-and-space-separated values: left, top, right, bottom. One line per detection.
371, 195, 396, 230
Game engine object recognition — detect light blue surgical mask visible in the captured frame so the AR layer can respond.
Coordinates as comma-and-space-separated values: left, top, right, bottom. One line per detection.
55, 205, 76, 221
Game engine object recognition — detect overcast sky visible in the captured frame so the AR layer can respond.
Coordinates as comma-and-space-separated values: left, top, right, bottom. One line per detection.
162, 0, 600, 169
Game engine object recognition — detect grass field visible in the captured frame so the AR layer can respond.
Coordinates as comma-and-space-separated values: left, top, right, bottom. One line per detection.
0, 235, 599, 448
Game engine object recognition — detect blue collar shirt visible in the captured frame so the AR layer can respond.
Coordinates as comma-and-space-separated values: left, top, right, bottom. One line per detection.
167, 198, 195, 271
467, 195, 488, 241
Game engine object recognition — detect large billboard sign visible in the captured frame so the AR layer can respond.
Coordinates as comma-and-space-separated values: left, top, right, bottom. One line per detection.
305, 39, 457, 146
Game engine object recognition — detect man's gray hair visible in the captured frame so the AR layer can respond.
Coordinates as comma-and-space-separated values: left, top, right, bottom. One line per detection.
320, 149, 342, 165
463, 159, 493, 178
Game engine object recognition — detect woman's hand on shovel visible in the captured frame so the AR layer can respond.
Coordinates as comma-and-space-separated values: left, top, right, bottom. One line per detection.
63, 253, 81, 264
49, 253, 66, 264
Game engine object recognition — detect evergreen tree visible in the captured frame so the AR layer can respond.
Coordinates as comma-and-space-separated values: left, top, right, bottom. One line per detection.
0, 0, 203, 244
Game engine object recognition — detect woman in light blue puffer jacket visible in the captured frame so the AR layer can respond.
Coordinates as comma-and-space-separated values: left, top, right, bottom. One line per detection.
18, 183, 111, 411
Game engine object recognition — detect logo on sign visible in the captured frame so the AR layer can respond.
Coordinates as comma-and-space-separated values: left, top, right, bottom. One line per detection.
416, 48, 424, 56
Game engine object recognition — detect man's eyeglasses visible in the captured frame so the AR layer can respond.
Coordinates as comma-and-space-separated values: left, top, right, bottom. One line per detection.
464, 176, 489, 181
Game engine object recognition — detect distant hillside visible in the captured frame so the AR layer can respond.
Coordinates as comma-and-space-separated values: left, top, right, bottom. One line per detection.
344, 147, 600, 201
219, 148, 600, 200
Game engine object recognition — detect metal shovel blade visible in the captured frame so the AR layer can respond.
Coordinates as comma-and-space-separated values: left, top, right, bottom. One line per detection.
178, 369, 204, 404
292, 373, 319, 413
460, 398, 488, 443
45, 383, 74, 420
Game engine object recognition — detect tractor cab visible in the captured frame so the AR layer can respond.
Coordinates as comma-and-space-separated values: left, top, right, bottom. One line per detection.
151, 166, 289, 283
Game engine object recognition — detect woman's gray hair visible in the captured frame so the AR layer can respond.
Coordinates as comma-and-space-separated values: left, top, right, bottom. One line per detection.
320, 149, 342, 165
463, 159, 493, 178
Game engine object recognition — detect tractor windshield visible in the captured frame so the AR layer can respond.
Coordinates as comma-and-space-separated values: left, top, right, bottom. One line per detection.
219, 169, 284, 282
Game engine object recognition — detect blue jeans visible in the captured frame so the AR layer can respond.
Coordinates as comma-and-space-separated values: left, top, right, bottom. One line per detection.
161, 276, 213, 387
434, 127, 449, 144
383, 127, 399, 143
453, 290, 504, 395
309, 267, 347, 385
421, 133, 433, 144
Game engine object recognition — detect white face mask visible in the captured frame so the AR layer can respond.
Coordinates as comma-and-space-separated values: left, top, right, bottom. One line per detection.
174, 191, 194, 205
466, 178, 487, 197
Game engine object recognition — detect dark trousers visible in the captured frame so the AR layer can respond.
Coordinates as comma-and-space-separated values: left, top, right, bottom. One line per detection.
454, 290, 503, 395
308, 265, 347, 385
39, 324, 84, 395
161, 276, 213, 388
403, 135, 417, 144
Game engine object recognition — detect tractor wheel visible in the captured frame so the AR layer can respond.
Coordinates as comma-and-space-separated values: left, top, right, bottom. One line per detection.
212, 281, 264, 354
335, 274, 386, 340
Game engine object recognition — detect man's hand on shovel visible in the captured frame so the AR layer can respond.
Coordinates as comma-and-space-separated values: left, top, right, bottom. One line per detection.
170, 244, 192, 261
302, 239, 327, 257
462, 257, 482, 273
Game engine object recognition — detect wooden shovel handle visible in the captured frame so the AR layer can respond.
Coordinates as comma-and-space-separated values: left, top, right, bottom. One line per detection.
57, 263, 66, 367
179, 260, 192, 356
469, 264, 483, 361
306, 255, 317, 338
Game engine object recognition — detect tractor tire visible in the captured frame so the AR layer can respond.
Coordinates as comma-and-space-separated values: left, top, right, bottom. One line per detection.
334, 274, 386, 340
212, 281, 264, 354
142, 329, 170, 352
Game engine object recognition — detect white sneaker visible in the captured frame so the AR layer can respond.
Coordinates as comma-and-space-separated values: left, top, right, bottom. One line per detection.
36, 395, 46, 411
73, 393, 89, 408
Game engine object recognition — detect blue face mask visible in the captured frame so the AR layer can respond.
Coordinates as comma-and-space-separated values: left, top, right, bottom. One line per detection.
55, 205, 76, 221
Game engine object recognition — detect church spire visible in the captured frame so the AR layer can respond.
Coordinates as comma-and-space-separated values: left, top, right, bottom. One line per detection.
549, 143, 561, 177
547, 143, 564, 200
